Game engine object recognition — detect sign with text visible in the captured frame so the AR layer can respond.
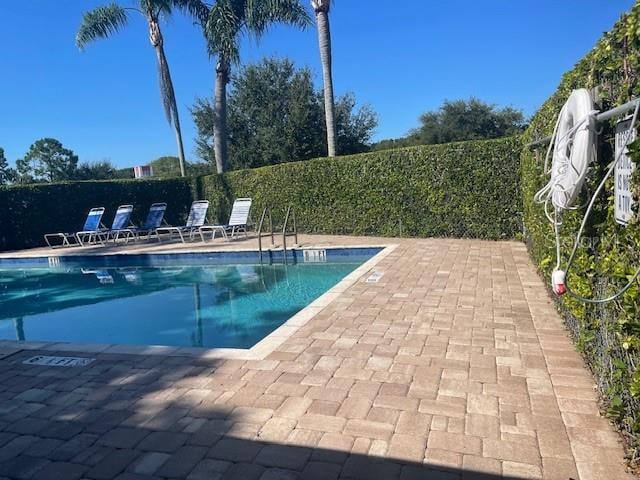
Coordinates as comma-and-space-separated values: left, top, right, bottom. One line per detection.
615, 117, 637, 225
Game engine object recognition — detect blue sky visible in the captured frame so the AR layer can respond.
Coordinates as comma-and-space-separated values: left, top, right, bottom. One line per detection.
0, 1, 634, 168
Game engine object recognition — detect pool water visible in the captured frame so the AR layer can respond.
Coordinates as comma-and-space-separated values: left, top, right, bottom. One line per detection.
0, 262, 362, 349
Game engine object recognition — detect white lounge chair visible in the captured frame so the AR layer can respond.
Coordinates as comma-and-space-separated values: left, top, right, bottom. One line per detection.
156, 200, 209, 243
199, 198, 252, 242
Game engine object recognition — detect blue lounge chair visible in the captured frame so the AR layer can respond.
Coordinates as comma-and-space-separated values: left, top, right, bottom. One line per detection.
98, 205, 135, 243
156, 200, 209, 243
44, 207, 106, 248
113, 203, 167, 242
199, 198, 252, 241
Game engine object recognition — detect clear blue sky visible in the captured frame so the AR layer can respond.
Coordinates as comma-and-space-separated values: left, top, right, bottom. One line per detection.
0, 1, 634, 168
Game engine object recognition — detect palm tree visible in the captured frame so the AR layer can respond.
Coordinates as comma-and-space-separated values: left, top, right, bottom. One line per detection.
311, 0, 336, 157
76, 1, 208, 177
203, 0, 311, 173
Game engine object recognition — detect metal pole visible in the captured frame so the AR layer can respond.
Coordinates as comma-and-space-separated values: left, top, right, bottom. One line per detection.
14, 318, 24, 342
269, 208, 274, 247
526, 97, 640, 149
257, 207, 267, 264
193, 285, 202, 348
292, 209, 298, 247
597, 98, 640, 122
282, 206, 291, 265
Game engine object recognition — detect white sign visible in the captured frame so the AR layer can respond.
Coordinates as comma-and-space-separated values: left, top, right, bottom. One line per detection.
615, 117, 637, 225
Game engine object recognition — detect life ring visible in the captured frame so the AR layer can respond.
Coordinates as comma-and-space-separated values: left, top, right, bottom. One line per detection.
549, 88, 597, 210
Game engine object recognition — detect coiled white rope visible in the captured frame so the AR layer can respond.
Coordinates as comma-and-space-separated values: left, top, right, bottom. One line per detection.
536, 91, 640, 303
563, 100, 640, 304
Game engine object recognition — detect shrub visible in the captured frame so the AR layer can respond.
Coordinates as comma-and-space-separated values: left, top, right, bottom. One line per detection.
210, 136, 523, 239
0, 135, 522, 252
0, 179, 197, 251
521, 3, 640, 462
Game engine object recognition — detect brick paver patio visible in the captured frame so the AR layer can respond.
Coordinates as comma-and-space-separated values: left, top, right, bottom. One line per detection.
0, 237, 634, 479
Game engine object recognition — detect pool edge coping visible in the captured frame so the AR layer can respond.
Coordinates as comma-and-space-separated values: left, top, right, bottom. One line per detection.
0, 244, 398, 361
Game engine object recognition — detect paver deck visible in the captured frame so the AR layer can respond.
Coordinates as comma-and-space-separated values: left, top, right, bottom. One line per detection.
0, 236, 634, 479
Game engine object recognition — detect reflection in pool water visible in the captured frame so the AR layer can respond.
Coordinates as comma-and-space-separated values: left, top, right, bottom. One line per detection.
0, 262, 361, 349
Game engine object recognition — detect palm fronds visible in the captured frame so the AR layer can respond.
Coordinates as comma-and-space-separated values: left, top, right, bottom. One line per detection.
205, 0, 242, 62
170, 0, 210, 25
76, 4, 129, 49
247, 0, 312, 38
156, 46, 179, 126
204, 0, 311, 64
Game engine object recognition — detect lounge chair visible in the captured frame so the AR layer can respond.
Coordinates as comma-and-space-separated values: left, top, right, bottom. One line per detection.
44, 207, 106, 248
199, 198, 252, 241
156, 200, 209, 242
98, 205, 135, 243
113, 203, 167, 242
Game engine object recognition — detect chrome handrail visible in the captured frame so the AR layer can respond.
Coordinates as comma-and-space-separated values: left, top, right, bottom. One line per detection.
282, 206, 298, 264
257, 207, 274, 263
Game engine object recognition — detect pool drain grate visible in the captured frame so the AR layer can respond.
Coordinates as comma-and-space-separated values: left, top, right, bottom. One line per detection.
365, 270, 384, 283
23, 355, 95, 367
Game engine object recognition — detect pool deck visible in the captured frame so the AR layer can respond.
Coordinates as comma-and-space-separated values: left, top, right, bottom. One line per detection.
0, 235, 634, 479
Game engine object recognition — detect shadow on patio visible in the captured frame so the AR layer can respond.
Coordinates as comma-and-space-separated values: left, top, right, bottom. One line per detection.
0, 348, 526, 480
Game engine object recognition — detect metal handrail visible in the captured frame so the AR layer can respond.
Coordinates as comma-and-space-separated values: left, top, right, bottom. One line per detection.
527, 97, 640, 149
282, 206, 298, 263
257, 207, 275, 263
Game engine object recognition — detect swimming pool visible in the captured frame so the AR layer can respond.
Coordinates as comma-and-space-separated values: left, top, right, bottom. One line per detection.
0, 248, 380, 349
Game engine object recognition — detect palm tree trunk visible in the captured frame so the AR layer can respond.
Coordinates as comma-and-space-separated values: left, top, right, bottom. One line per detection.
171, 99, 187, 177
149, 19, 187, 177
213, 60, 229, 174
314, 6, 337, 157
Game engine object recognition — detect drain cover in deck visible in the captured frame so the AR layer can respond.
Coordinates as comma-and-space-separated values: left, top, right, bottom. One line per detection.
23, 355, 95, 367
365, 270, 384, 283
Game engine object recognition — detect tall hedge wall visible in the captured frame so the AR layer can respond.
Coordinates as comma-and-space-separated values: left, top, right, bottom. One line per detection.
521, 2, 640, 462
0, 136, 522, 252
0, 179, 198, 251
211, 137, 522, 239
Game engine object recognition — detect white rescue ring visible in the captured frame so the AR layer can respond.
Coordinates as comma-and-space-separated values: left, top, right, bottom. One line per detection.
549, 88, 597, 210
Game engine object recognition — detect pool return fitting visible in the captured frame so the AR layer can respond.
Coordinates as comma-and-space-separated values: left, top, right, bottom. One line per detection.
530, 90, 640, 304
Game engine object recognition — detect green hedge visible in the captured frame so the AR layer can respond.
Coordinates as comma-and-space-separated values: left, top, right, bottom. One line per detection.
211, 137, 523, 239
0, 135, 522, 252
0, 179, 198, 251
521, 2, 640, 462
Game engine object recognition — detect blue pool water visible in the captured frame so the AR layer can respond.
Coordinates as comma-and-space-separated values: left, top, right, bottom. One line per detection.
0, 256, 369, 349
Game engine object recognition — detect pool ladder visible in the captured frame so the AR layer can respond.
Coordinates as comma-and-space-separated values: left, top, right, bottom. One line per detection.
257, 206, 298, 263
